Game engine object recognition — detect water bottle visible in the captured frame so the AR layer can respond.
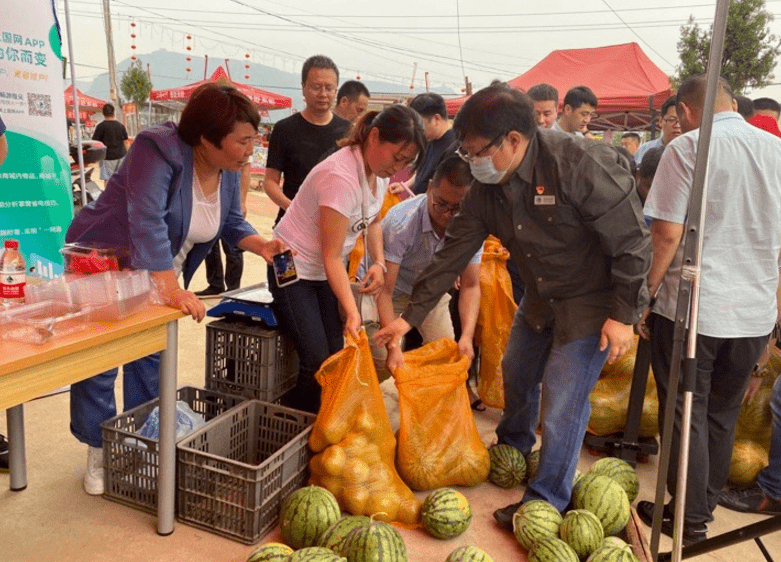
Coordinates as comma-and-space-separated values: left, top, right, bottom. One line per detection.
1, 239, 26, 304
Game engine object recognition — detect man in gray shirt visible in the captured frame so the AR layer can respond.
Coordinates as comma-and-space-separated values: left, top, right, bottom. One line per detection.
638, 74, 781, 545
374, 83, 650, 525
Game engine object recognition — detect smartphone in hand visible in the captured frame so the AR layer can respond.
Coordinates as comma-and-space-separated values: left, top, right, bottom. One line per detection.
272, 249, 298, 287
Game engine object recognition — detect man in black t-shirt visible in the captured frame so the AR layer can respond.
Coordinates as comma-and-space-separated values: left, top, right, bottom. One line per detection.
392, 93, 456, 196
92, 103, 129, 181
263, 55, 350, 224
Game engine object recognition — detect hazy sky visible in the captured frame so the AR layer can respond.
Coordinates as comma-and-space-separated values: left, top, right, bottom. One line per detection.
56, 0, 781, 100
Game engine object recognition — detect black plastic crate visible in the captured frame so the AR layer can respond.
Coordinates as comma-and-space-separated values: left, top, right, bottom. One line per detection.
205, 318, 299, 402
100, 385, 245, 513
176, 400, 315, 544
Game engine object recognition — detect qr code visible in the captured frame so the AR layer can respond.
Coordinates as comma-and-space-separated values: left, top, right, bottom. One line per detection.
28, 93, 52, 117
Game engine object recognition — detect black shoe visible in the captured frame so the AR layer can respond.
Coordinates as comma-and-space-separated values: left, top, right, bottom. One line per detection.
493, 500, 523, 532
0, 434, 8, 473
194, 286, 223, 297
719, 485, 781, 515
637, 500, 708, 546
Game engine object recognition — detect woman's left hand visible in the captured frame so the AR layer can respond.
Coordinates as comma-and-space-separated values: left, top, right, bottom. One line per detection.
358, 264, 384, 296
167, 288, 207, 322
259, 239, 290, 264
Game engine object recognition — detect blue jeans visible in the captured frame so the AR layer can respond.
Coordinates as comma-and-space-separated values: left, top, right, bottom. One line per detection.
758, 374, 781, 500
268, 267, 344, 413
496, 304, 608, 511
70, 353, 160, 447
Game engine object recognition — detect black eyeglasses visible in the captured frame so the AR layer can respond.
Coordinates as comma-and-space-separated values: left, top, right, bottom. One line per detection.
455, 132, 505, 163
432, 198, 461, 215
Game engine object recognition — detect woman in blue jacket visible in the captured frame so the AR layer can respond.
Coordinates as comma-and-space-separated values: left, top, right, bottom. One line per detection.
66, 83, 286, 495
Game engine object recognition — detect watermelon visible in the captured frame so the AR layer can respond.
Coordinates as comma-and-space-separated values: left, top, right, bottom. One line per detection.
289, 546, 347, 562
445, 545, 494, 562
281, 486, 343, 549
512, 500, 562, 551
589, 458, 640, 503
601, 536, 628, 549
421, 488, 472, 540
586, 545, 640, 562
526, 450, 541, 482
319, 516, 371, 554
559, 509, 604, 558
528, 536, 579, 562
247, 542, 294, 562
573, 474, 630, 536
488, 444, 526, 488
341, 519, 407, 562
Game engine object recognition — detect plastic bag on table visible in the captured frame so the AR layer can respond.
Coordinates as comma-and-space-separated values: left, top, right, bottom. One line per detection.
394, 338, 490, 491
474, 236, 516, 408
308, 330, 421, 526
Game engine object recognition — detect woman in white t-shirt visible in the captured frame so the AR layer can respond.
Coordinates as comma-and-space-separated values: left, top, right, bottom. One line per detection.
271, 105, 426, 413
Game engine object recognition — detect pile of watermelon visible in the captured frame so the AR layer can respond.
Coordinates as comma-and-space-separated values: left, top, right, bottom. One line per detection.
508, 457, 641, 561
246, 485, 407, 562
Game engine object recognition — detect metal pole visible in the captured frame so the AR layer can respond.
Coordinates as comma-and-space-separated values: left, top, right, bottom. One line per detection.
649, 0, 731, 560
102, 0, 121, 118
62, 0, 87, 207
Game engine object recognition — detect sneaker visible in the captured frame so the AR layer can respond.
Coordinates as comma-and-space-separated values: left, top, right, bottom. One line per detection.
0, 434, 8, 473
637, 500, 708, 546
84, 446, 104, 495
719, 485, 781, 515
493, 500, 523, 532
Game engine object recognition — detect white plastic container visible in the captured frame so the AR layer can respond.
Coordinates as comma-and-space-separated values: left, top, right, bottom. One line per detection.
0, 301, 93, 344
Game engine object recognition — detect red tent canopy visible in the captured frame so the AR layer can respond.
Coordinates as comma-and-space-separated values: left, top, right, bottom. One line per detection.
64, 85, 108, 110
150, 66, 291, 110
446, 43, 672, 130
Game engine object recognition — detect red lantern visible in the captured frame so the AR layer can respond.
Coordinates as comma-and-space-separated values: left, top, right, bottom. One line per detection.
186, 67, 191, 73
131, 55, 137, 61
356, 74, 361, 80
244, 74, 250, 80
131, 33, 136, 39
245, 53, 250, 59
130, 22, 136, 28
186, 57, 191, 62
186, 46, 192, 51
186, 35, 192, 40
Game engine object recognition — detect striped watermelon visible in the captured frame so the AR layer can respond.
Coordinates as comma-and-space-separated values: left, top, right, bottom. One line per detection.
488, 444, 526, 488
247, 542, 294, 562
319, 516, 371, 554
526, 450, 541, 482
586, 545, 640, 562
289, 546, 347, 562
421, 488, 472, 539
512, 500, 563, 551
589, 458, 640, 503
573, 474, 630, 536
445, 545, 494, 562
601, 536, 628, 549
528, 536, 579, 562
559, 509, 604, 558
341, 519, 407, 562
281, 486, 343, 549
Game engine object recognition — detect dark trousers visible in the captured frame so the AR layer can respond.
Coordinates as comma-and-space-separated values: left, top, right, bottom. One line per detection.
268, 266, 343, 413
649, 313, 768, 525
205, 239, 244, 291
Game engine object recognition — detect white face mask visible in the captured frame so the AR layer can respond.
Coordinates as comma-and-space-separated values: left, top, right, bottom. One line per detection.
469, 153, 508, 184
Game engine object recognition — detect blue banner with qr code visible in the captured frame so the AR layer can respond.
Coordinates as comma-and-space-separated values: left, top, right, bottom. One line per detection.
0, 0, 72, 281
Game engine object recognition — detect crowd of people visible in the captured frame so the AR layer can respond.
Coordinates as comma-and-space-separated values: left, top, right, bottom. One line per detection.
60, 51, 781, 550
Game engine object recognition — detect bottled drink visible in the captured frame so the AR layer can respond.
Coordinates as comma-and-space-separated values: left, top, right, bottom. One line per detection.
1, 239, 26, 304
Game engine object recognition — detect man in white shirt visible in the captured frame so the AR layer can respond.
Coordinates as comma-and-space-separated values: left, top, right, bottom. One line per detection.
638, 74, 781, 545
552, 86, 597, 136
527, 83, 559, 129
633, 95, 682, 166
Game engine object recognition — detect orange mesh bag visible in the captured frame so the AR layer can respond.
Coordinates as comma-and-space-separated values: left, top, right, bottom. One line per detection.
587, 337, 659, 438
308, 330, 421, 525
394, 338, 491, 491
347, 190, 403, 281
473, 236, 516, 408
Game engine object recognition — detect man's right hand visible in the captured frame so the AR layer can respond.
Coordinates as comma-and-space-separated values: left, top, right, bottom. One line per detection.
386, 344, 404, 373
388, 182, 407, 195
373, 317, 411, 348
